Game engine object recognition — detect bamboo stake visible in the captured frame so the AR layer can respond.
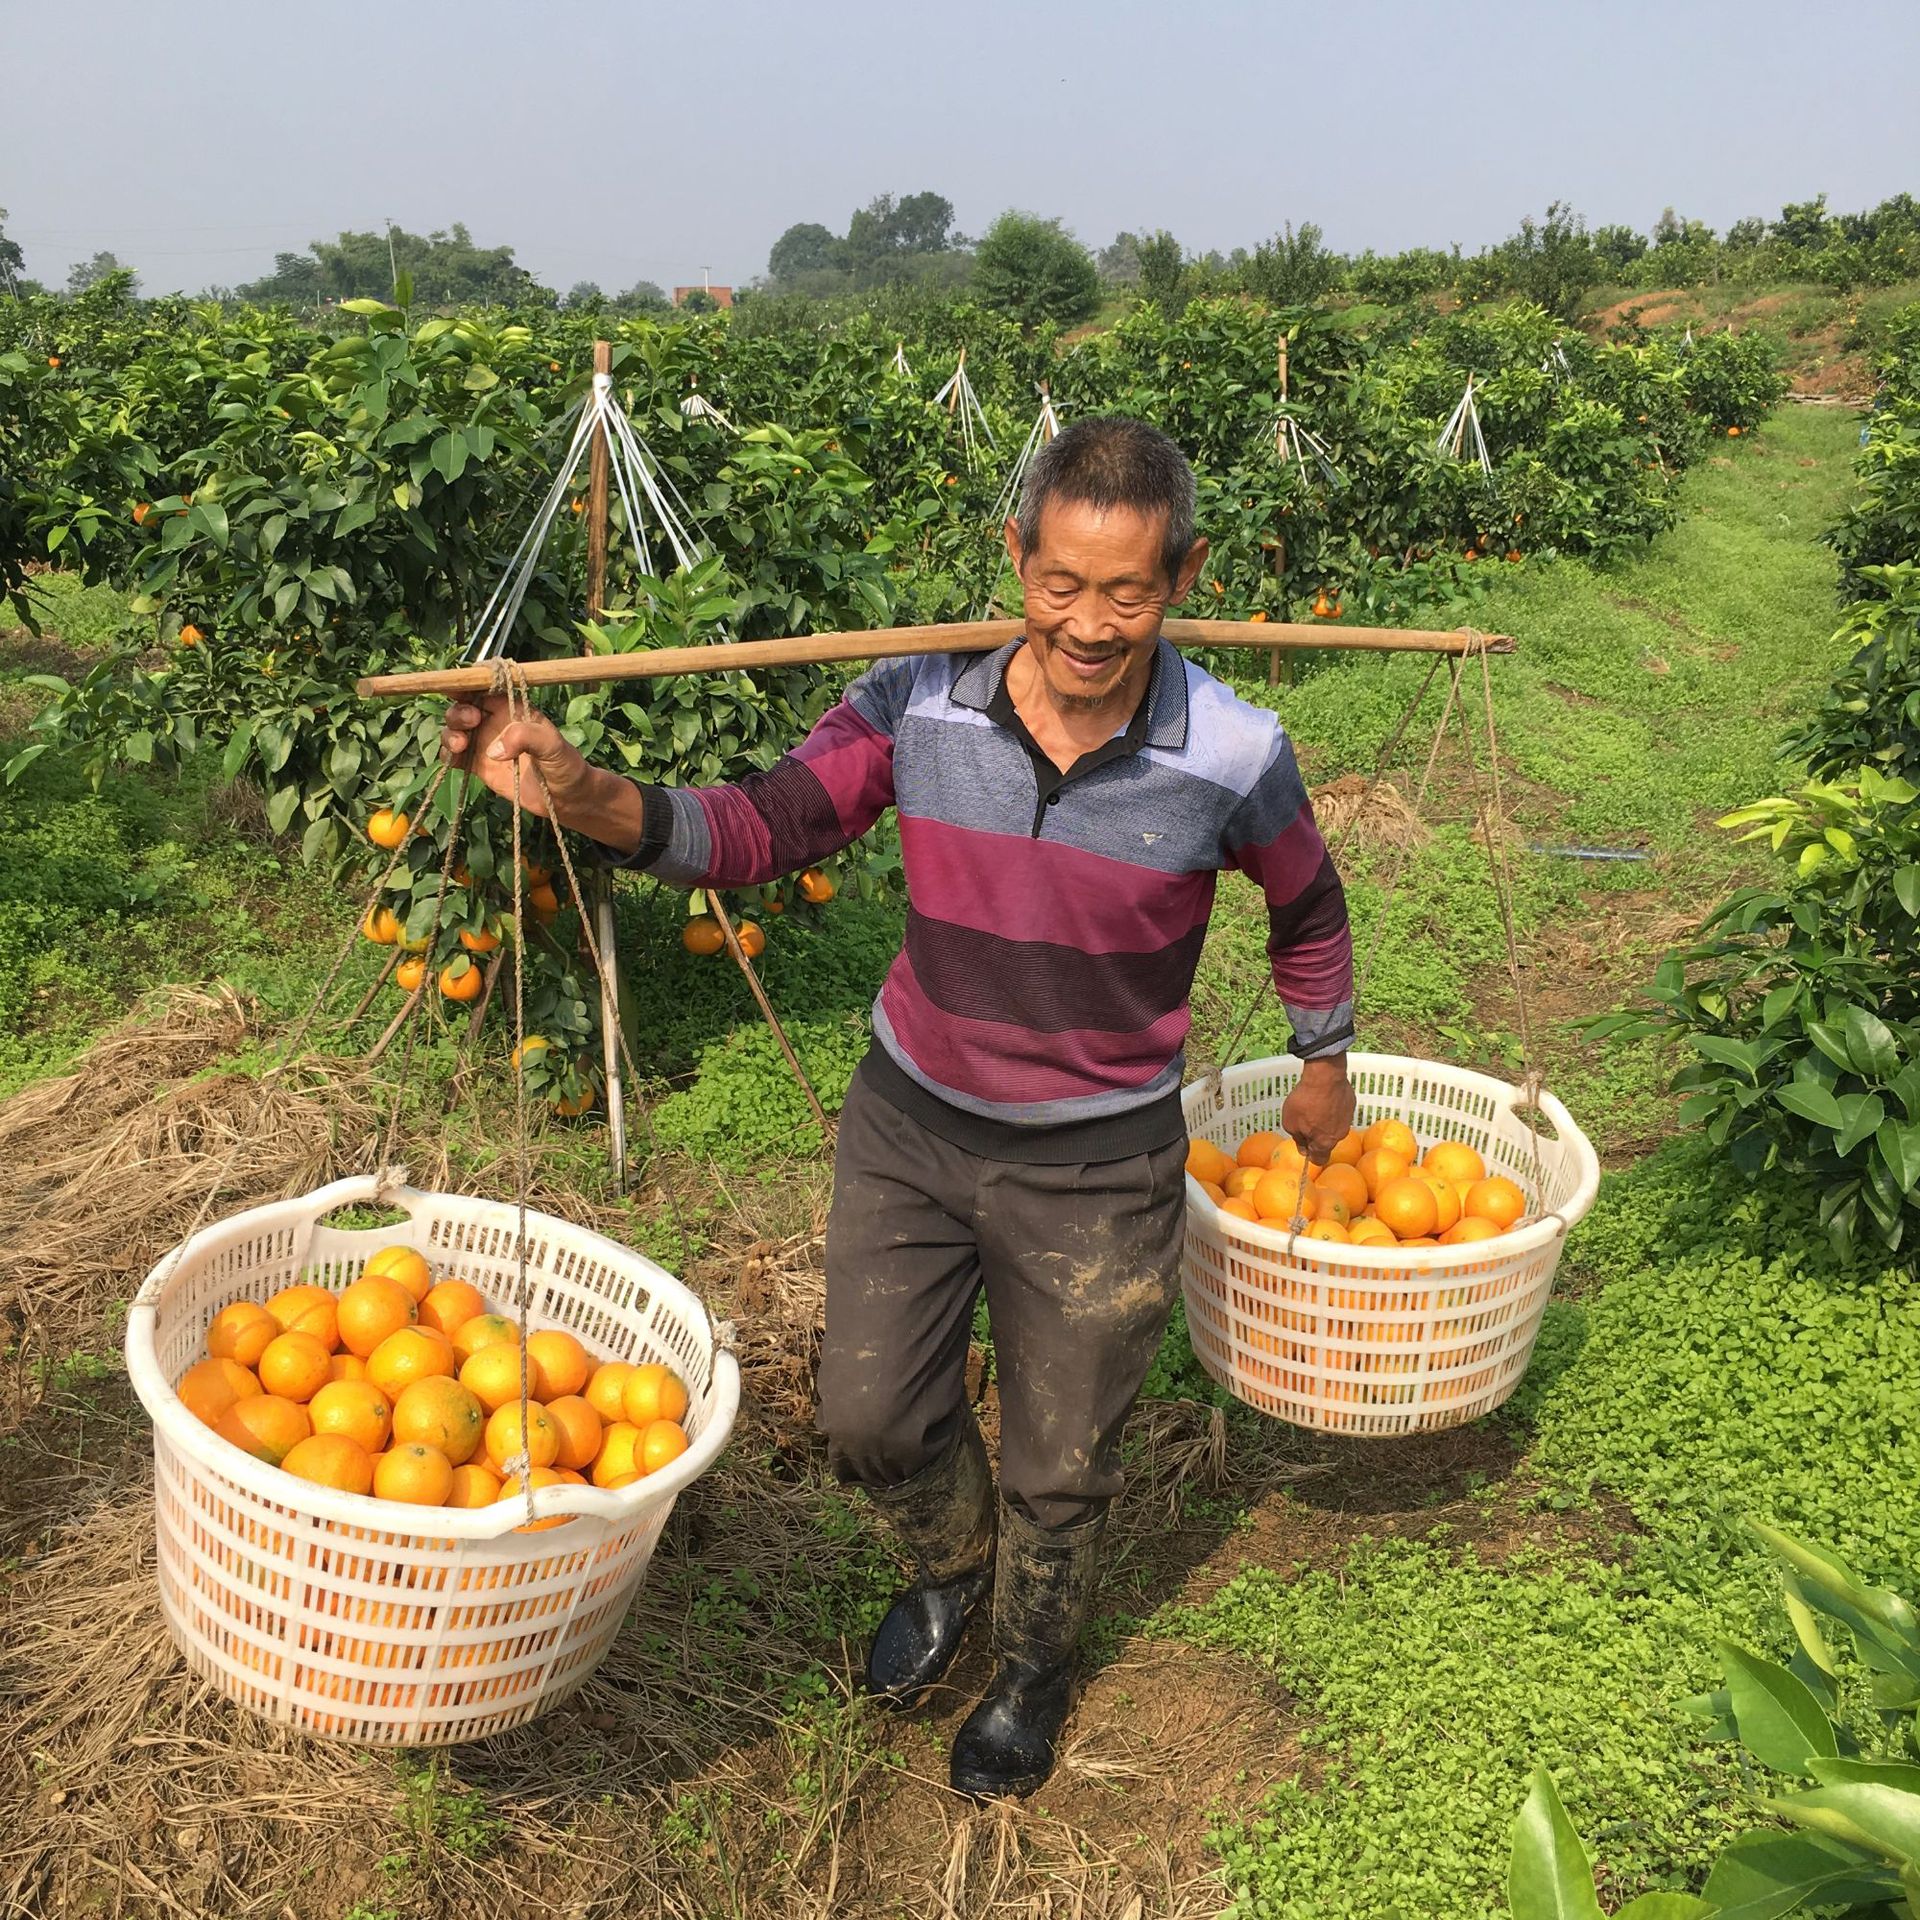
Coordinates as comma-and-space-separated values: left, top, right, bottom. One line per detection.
338, 946, 401, 1033
357, 618, 1511, 699
1270, 335, 1290, 688
704, 892, 834, 1139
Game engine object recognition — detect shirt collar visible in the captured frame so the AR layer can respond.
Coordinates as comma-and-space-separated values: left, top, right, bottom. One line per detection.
952, 635, 1189, 751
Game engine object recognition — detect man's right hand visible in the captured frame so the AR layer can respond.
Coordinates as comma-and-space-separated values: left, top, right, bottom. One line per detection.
440, 695, 596, 822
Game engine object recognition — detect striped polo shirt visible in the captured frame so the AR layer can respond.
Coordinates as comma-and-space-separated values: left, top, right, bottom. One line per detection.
623, 637, 1353, 1162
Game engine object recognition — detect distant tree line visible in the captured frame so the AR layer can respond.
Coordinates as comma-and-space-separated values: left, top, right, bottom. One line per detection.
3, 188, 1915, 333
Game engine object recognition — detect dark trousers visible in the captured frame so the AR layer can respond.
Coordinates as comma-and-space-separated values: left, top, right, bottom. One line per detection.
816, 1067, 1188, 1530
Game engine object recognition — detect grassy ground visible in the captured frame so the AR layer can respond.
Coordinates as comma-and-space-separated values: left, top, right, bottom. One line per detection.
0, 401, 1901, 1920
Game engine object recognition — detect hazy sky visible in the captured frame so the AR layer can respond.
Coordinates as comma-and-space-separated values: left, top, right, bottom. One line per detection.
4, 0, 1916, 297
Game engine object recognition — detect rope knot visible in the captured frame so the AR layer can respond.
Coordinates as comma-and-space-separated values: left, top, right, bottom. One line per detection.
712, 1317, 739, 1355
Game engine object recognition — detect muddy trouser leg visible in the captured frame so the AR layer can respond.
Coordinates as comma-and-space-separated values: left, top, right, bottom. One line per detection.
816, 1068, 996, 1707
950, 1137, 1188, 1797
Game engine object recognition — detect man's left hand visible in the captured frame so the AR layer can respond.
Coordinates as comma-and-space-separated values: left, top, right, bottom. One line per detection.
1281, 1056, 1356, 1165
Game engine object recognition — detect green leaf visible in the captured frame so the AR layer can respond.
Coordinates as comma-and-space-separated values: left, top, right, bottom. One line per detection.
335, 499, 377, 537
1877, 1118, 1920, 1195
191, 499, 230, 548
1748, 1522, 1920, 1644
1703, 1829, 1894, 1919
1894, 866, 1920, 916
340, 297, 392, 316
1718, 1641, 1838, 1775
1836, 1093, 1886, 1157
1775, 1082, 1845, 1130
266, 784, 301, 836
3, 743, 50, 784
430, 430, 469, 484
272, 578, 301, 622
1806, 1021, 1856, 1072
1612, 1898, 1716, 1919
1841, 1005, 1900, 1079
1810, 1758, 1920, 1795
1763, 1782, 1920, 1865
1507, 1767, 1604, 1920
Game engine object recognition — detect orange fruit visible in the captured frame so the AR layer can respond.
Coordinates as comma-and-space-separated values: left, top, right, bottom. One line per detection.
419, 1279, 488, 1339
367, 1326, 456, 1399
1223, 1165, 1264, 1199
736, 921, 766, 959
1465, 1176, 1527, 1230
1327, 1131, 1365, 1167
1316, 1165, 1369, 1217
214, 1394, 311, 1465
681, 915, 725, 956
207, 1301, 279, 1369
362, 1245, 433, 1304
545, 1395, 604, 1471
591, 1421, 643, 1486
1362, 1118, 1419, 1161
396, 956, 428, 993
638, 1419, 689, 1475
1252, 1169, 1317, 1222
1185, 1137, 1236, 1188
527, 881, 562, 917
1424, 1141, 1487, 1187
446, 1462, 503, 1508
526, 1329, 591, 1400
1421, 1177, 1463, 1235
495, 1465, 572, 1530
391, 1376, 486, 1465
1399, 1236, 1439, 1248
797, 866, 835, 904
336, 1274, 417, 1358
1305, 1219, 1351, 1243
1375, 1177, 1440, 1242
1268, 1139, 1327, 1181
1315, 1185, 1353, 1227
257, 1330, 333, 1404
451, 1313, 518, 1364
1198, 1179, 1227, 1205
374, 1442, 454, 1506
621, 1363, 690, 1428
1220, 1197, 1260, 1221
485, 1402, 558, 1474
438, 959, 483, 1002
585, 1362, 637, 1423
1356, 1148, 1411, 1201
1348, 1216, 1398, 1247
265, 1284, 340, 1348
1441, 1216, 1504, 1244
458, 924, 501, 955
1236, 1130, 1285, 1169
282, 1433, 374, 1495
362, 906, 401, 944
366, 809, 410, 850
461, 1344, 532, 1413
328, 1353, 369, 1384
307, 1378, 395, 1453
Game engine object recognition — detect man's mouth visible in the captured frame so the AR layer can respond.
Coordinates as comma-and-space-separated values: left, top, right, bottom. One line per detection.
1052, 641, 1122, 680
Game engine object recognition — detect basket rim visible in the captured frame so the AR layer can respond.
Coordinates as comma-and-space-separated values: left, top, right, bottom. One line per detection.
125, 1175, 739, 1539
1181, 1049, 1601, 1268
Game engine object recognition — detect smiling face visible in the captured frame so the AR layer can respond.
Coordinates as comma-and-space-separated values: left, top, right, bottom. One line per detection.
1005, 499, 1208, 712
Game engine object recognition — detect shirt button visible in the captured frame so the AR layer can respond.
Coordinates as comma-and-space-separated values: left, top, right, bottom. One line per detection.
1046, 792, 1060, 805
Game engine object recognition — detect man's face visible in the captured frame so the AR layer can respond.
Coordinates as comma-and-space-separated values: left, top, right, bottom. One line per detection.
1006, 499, 1208, 709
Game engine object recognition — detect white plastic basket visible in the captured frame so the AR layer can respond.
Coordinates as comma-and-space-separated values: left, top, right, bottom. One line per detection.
1181, 1053, 1600, 1436
124, 1174, 740, 1746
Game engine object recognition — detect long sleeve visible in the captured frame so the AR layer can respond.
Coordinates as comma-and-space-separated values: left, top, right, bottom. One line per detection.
620, 658, 907, 890
1222, 733, 1355, 1060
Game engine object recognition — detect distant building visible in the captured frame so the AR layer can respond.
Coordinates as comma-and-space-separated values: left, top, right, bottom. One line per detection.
673, 284, 734, 308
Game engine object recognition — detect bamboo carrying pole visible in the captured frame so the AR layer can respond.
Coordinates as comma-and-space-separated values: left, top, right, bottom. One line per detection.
358, 617, 1511, 700
1269, 335, 1290, 688
582, 341, 628, 1185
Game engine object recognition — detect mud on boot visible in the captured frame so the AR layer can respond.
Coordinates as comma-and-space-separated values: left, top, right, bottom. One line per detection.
861, 1415, 996, 1711
949, 1501, 1106, 1801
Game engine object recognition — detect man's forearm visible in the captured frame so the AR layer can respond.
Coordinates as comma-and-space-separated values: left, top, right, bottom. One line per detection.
552, 765, 650, 856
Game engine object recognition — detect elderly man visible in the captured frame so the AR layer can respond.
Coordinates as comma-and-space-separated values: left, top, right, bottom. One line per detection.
442, 415, 1355, 1800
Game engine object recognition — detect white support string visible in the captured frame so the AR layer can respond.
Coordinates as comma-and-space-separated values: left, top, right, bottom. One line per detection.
1437, 374, 1495, 485
932, 349, 995, 468
976, 388, 1064, 617
465, 374, 718, 663
679, 378, 737, 434
1272, 409, 1344, 491
890, 340, 912, 378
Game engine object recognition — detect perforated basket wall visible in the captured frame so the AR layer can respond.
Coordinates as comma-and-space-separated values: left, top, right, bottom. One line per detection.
1181, 1054, 1599, 1436
124, 1176, 740, 1746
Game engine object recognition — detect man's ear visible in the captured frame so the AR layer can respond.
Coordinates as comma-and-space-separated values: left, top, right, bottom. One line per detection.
1003, 516, 1023, 575
1169, 536, 1210, 605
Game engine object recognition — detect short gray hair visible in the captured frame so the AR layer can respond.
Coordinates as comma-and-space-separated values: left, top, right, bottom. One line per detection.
1013, 415, 1198, 586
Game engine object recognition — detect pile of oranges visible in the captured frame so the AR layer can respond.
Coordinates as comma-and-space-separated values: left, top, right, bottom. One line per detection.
1184, 1115, 1528, 1249
175, 1244, 692, 1525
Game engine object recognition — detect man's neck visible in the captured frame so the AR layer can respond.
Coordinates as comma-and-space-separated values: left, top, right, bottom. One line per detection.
1006, 641, 1154, 769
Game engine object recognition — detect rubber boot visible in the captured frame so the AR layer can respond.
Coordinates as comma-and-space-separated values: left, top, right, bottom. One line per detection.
861, 1415, 996, 1711
948, 1500, 1107, 1801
